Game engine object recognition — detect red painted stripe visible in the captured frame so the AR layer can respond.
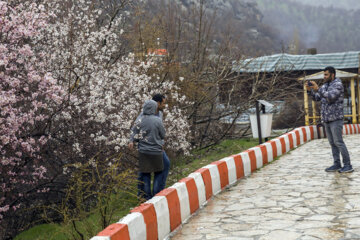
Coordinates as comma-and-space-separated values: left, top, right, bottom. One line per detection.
245, 150, 257, 172
259, 145, 268, 165
195, 168, 213, 200
212, 161, 229, 189
231, 154, 244, 179
350, 125, 353, 134
286, 133, 294, 149
309, 126, 315, 140
295, 130, 300, 145
279, 137, 286, 154
131, 203, 157, 240
97, 223, 130, 240
156, 188, 181, 231
270, 141, 277, 159
179, 177, 199, 214
301, 128, 307, 142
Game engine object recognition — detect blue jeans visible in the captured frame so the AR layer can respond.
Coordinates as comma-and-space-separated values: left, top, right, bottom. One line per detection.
137, 151, 170, 200
153, 151, 170, 193
324, 120, 352, 167
137, 171, 162, 200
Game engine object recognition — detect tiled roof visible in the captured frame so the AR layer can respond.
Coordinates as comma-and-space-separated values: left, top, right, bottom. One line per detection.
233, 51, 360, 73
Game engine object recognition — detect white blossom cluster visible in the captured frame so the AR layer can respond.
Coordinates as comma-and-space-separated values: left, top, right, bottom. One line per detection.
40, 0, 191, 155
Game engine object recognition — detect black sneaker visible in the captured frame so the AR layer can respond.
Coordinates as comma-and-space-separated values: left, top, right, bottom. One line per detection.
325, 165, 341, 172
338, 165, 354, 173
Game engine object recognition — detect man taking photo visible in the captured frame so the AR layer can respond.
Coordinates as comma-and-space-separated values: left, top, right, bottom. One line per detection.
307, 66, 354, 173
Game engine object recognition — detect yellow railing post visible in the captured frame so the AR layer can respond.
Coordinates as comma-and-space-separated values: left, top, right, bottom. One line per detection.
312, 100, 317, 125
351, 77, 357, 123
304, 83, 309, 126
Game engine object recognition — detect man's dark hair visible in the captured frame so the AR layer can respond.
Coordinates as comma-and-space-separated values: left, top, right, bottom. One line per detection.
324, 66, 336, 77
152, 94, 165, 103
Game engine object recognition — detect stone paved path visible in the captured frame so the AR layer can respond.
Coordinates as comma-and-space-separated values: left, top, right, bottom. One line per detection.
171, 135, 360, 240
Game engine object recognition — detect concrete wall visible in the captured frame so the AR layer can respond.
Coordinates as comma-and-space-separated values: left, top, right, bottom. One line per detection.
91, 124, 360, 240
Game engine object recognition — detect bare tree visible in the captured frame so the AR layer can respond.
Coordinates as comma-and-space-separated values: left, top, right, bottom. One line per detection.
131, 0, 304, 149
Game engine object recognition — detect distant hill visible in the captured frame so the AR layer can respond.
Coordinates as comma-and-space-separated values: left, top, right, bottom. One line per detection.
143, 0, 283, 56
249, 0, 360, 53
142, 0, 360, 55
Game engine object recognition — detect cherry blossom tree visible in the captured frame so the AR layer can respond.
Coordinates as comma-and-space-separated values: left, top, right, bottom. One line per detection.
0, 0, 66, 235
1, 0, 191, 237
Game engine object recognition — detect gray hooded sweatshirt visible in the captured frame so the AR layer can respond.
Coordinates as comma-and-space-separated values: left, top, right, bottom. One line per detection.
130, 100, 165, 154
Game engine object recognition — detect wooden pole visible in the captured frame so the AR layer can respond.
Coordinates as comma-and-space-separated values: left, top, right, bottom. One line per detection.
304, 83, 310, 126
312, 100, 317, 125
351, 77, 357, 123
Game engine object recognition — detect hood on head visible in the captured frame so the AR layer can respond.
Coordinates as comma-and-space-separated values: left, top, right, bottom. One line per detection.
143, 100, 158, 115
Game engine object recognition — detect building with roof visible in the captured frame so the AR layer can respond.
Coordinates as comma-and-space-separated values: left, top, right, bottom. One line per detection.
233, 51, 360, 73
147, 48, 168, 57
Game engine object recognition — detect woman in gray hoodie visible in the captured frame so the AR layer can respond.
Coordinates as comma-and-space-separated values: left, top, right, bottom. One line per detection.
129, 100, 165, 200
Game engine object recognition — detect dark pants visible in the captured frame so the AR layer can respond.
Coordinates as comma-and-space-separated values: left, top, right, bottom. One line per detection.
137, 151, 170, 200
324, 120, 352, 167
137, 171, 162, 200
156, 151, 170, 190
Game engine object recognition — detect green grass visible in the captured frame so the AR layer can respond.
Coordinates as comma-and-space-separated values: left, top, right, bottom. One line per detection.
14, 224, 64, 240
15, 138, 259, 240
15, 192, 138, 240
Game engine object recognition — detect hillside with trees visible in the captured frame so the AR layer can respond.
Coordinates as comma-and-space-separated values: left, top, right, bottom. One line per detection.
139, 0, 284, 56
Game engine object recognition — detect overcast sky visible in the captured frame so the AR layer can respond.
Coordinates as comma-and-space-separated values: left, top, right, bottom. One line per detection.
287, 0, 360, 10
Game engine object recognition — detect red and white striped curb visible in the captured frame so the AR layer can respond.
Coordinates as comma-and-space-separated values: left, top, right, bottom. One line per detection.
91, 124, 360, 240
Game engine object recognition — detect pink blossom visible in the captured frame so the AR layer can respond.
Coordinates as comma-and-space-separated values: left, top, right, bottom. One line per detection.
1, 0, 65, 218
0, 205, 9, 213
18, 45, 33, 56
